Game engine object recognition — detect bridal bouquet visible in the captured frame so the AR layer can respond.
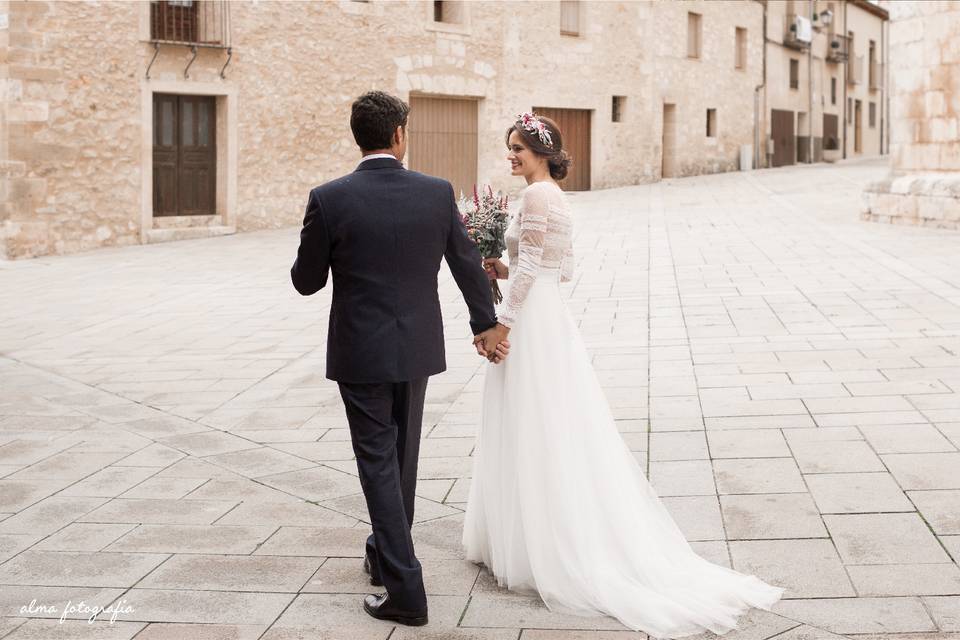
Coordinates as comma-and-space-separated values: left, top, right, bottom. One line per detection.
458, 185, 509, 304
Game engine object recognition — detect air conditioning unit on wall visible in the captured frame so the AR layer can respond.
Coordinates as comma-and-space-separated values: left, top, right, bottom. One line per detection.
786, 14, 813, 49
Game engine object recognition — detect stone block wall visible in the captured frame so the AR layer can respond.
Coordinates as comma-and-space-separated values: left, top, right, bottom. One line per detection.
652, 0, 764, 177
0, 0, 769, 259
861, 1, 960, 228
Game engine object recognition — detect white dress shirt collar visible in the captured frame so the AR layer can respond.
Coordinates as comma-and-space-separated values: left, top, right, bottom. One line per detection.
359, 153, 397, 163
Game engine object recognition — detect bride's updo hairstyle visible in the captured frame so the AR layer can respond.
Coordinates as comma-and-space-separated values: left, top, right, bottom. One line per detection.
506, 112, 573, 181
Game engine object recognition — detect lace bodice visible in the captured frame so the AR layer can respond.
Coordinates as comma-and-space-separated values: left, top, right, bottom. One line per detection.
499, 181, 574, 328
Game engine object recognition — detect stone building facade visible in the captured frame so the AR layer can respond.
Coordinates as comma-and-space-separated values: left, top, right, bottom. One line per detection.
861, 1, 960, 229
761, 0, 888, 167
1, 0, 886, 259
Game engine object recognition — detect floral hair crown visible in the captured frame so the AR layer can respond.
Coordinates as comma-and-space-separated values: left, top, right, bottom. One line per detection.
515, 112, 553, 148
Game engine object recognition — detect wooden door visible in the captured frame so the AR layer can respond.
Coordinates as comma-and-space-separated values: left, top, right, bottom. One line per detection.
771, 108, 795, 167
408, 96, 478, 199
532, 107, 591, 191
153, 94, 179, 216
823, 113, 839, 151
662, 103, 677, 178
153, 93, 216, 217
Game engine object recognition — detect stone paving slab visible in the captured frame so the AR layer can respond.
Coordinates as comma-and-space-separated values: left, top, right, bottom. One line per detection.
1, 159, 959, 637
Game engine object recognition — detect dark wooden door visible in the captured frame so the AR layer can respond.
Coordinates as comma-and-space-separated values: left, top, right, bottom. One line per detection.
771, 108, 795, 167
153, 93, 216, 217
532, 107, 591, 191
823, 113, 839, 151
408, 96, 478, 199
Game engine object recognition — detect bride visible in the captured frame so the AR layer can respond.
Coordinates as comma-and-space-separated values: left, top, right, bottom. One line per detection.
463, 112, 784, 638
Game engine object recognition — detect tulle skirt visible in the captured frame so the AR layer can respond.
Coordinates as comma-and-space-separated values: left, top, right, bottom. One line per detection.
462, 270, 784, 638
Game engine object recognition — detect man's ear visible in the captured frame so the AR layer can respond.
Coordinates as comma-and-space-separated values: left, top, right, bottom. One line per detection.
395, 125, 405, 145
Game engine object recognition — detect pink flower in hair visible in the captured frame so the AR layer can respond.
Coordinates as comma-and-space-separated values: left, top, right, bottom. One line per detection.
515, 112, 553, 148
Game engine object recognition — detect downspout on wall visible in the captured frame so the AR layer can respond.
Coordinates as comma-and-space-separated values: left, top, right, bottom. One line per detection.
755, 0, 767, 170
808, 0, 814, 163
842, 0, 848, 159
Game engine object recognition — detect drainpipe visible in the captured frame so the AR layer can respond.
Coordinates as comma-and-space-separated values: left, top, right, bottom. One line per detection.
880, 13, 886, 155
808, 0, 814, 163
842, 0, 847, 159
754, 0, 767, 170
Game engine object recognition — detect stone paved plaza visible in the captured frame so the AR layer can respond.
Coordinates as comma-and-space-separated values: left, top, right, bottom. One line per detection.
1, 158, 959, 640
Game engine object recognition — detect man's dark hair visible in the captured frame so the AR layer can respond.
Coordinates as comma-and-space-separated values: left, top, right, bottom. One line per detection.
350, 91, 410, 151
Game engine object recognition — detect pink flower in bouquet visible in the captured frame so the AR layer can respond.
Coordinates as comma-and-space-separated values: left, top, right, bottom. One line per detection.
457, 184, 510, 304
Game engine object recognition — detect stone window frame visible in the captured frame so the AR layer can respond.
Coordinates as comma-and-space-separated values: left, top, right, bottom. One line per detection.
426, 1, 471, 36
139, 79, 238, 243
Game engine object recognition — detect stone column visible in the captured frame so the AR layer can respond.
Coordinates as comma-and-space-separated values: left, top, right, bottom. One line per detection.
861, 1, 960, 229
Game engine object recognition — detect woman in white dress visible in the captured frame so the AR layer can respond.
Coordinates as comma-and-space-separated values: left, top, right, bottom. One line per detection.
462, 113, 784, 639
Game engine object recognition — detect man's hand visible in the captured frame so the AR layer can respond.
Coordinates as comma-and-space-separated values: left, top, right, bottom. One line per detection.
473, 335, 510, 363
473, 323, 511, 364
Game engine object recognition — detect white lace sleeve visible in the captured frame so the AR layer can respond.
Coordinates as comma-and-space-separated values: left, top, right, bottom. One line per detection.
499, 185, 549, 328
560, 242, 574, 283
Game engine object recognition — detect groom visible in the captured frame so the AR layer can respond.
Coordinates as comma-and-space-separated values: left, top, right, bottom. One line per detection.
291, 91, 510, 626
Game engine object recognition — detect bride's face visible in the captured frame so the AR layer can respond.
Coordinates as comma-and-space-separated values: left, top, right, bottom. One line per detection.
506, 130, 545, 178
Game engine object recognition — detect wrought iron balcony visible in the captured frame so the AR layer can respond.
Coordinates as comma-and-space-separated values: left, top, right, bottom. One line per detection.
150, 0, 231, 48
826, 33, 850, 63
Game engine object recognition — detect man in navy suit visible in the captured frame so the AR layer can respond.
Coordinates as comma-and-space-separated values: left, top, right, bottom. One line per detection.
291, 91, 510, 626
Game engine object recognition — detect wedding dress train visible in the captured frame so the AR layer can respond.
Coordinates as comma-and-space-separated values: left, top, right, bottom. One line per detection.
462, 181, 784, 638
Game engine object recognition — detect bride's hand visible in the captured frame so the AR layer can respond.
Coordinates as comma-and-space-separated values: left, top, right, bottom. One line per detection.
483, 258, 508, 280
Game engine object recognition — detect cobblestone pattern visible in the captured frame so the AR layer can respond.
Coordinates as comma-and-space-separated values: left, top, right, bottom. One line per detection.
0, 159, 958, 639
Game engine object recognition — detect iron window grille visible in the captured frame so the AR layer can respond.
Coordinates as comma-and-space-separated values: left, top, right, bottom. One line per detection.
150, 0, 231, 48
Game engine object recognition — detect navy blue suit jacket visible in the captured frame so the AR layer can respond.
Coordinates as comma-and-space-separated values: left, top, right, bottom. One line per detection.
291, 156, 498, 383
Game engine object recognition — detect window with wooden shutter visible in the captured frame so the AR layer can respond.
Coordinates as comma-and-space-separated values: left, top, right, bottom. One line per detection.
687, 12, 702, 58
735, 27, 747, 69
790, 59, 799, 89
560, 0, 580, 36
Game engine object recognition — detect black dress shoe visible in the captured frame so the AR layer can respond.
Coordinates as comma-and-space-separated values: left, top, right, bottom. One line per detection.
362, 554, 383, 587
362, 593, 428, 626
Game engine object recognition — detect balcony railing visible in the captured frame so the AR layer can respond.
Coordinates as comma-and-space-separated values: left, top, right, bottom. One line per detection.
150, 0, 231, 48
869, 60, 884, 90
847, 54, 863, 85
826, 33, 850, 63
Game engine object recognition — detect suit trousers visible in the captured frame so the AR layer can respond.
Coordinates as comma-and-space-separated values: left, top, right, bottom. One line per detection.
338, 377, 429, 611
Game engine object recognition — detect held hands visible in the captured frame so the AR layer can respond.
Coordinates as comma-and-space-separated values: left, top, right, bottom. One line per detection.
474, 323, 511, 364
482, 258, 509, 281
